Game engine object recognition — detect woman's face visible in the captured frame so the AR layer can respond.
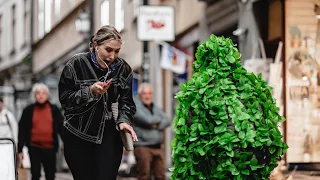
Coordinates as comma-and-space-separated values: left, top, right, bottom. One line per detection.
35, 88, 48, 104
95, 40, 121, 67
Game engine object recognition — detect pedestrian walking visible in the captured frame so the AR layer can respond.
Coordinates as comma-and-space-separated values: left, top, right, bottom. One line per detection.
133, 83, 171, 180
58, 25, 138, 180
17, 83, 64, 180
0, 97, 18, 144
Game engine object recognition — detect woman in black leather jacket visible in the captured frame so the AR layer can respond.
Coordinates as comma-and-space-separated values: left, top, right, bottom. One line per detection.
58, 25, 138, 180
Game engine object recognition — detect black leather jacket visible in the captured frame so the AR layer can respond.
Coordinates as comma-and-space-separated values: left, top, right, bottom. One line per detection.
58, 52, 136, 144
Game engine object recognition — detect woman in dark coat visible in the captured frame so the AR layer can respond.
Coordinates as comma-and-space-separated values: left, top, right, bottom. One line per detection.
58, 25, 138, 180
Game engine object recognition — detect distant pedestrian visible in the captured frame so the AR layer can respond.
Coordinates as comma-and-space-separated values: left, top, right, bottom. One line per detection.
58, 25, 138, 180
18, 83, 64, 180
0, 97, 18, 144
133, 83, 171, 180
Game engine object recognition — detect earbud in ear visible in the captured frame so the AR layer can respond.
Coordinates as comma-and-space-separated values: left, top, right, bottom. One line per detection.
95, 47, 98, 52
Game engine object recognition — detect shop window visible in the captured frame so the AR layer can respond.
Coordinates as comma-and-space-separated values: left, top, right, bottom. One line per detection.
54, 0, 61, 19
115, 0, 124, 32
100, 0, 110, 26
38, 0, 45, 39
44, 0, 52, 33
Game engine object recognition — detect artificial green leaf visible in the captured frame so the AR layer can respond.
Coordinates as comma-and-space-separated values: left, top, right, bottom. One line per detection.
228, 56, 236, 63
179, 157, 187, 162
233, 51, 241, 59
250, 157, 258, 165
239, 131, 245, 139
171, 34, 287, 180
241, 169, 250, 175
226, 151, 234, 157
214, 125, 227, 134
269, 146, 276, 154
177, 118, 186, 126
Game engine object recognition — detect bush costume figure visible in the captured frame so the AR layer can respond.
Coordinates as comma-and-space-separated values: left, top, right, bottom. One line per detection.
170, 35, 288, 180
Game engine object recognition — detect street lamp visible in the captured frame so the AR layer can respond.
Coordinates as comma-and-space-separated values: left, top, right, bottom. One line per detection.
75, 9, 90, 36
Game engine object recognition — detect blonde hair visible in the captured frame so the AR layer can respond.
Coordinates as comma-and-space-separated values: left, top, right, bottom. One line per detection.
89, 25, 122, 50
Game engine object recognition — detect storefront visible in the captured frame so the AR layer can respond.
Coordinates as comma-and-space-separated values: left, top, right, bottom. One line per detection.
285, 0, 320, 166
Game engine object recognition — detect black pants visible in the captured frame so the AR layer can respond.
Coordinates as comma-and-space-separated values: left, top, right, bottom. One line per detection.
28, 146, 56, 180
64, 122, 123, 180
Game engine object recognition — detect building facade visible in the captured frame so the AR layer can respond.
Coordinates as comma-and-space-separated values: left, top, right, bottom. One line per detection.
0, 0, 32, 115
0, 0, 288, 171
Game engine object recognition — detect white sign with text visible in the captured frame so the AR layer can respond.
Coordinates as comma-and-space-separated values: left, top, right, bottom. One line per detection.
137, 6, 175, 41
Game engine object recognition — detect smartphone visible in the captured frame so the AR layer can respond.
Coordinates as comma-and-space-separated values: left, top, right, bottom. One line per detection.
102, 78, 112, 87
107, 78, 113, 84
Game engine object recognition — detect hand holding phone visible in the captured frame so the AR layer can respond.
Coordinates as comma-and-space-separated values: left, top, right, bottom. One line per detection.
91, 80, 112, 95
104, 78, 113, 86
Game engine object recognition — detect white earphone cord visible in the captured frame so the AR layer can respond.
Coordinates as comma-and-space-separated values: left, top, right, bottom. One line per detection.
96, 48, 110, 70
95, 48, 112, 84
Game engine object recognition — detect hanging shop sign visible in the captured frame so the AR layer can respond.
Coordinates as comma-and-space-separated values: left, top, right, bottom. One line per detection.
137, 5, 175, 42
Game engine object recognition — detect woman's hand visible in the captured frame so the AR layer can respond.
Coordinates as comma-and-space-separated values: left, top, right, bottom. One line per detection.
90, 80, 111, 95
119, 123, 138, 142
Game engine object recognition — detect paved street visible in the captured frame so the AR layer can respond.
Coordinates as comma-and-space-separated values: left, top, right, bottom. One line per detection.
17, 169, 320, 180
20, 170, 139, 180
54, 171, 320, 180
18, 170, 73, 180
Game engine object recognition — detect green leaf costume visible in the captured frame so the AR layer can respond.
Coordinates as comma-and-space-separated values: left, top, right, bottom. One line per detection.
171, 35, 288, 180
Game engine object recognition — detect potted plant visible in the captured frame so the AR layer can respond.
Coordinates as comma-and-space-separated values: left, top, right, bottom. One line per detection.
171, 35, 288, 180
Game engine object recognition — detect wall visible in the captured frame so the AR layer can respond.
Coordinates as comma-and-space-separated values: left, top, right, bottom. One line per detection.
32, 0, 85, 43
32, 0, 87, 73
32, 9, 85, 73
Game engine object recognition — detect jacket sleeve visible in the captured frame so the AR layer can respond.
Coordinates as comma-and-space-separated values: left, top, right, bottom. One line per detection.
7, 111, 18, 145
116, 71, 136, 127
157, 109, 171, 130
53, 105, 64, 138
58, 63, 96, 110
18, 108, 27, 153
133, 106, 161, 128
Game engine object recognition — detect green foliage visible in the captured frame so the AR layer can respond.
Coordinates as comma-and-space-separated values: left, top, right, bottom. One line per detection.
170, 35, 288, 180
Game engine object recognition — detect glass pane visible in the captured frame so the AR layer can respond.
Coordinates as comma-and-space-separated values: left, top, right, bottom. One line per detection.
54, 0, 61, 18
45, 0, 52, 33
100, 0, 109, 26
115, 0, 124, 31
